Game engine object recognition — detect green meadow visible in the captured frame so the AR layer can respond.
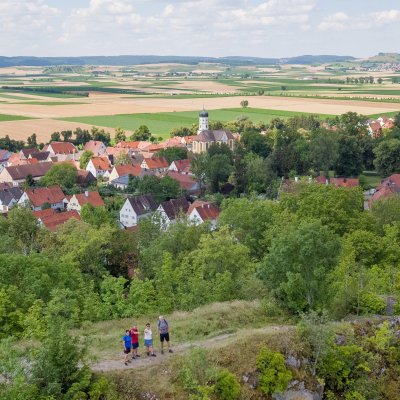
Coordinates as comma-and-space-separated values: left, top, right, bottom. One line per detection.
0, 113, 33, 122
62, 107, 332, 136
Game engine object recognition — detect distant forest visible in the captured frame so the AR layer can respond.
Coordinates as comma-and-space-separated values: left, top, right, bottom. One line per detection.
0, 54, 355, 67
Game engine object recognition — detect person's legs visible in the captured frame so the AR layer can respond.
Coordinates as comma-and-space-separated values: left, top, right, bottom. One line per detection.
160, 334, 164, 354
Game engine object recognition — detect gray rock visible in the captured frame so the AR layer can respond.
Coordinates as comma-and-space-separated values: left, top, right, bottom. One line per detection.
285, 355, 301, 368
272, 390, 322, 400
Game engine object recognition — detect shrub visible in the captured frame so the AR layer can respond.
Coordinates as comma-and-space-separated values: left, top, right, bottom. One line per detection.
214, 369, 240, 400
256, 347, 292, 395
359, 292, 385, 315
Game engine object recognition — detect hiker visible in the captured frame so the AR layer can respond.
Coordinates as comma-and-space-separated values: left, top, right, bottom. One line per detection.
158, 315, 173, 354
122, 329, 132, 365
144, 322, 156, 357
130, 325, 140, 359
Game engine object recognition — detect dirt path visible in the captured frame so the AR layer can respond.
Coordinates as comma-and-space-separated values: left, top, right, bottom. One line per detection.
91, 325, 291, 372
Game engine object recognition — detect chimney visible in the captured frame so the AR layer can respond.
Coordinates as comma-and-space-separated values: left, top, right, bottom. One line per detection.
84, 191, 89, 197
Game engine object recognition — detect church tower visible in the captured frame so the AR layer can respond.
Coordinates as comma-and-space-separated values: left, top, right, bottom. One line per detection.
198, 107, 209, 133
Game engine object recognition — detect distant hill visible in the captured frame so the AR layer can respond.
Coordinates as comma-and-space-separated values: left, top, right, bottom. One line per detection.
0, 54, 356, 68
366, 53, 400, 63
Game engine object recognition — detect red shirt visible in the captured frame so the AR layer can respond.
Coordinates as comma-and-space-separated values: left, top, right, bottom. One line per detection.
130, 329, 139, 344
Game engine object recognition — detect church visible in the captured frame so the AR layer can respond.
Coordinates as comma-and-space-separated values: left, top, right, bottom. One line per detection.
191, 108, 235, 154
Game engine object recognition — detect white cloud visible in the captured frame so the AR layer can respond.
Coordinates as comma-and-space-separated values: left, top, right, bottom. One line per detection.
319, 9, 400, 31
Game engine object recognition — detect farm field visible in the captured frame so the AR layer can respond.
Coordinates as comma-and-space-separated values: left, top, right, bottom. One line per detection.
0, 63, 399, 142
62, 107, 332, 136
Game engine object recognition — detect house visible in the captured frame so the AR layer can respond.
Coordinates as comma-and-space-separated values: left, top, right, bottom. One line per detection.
192, 109, 235, 153
368, 121, 383, 138
167, 171, 200, 194
19, 148, 38, 160
67, 191, 105, 213
187, 200, 220, 229
86, 157, 111, 178
0, 185, 23, 213
119, 195, 157, 228
108, 164, 143, 182
33, 209, 81, 231
140, 157, 169, 173
0, 150, 11, 167
83, 140, 107, 156
369, 174, 400, 207
168, 159, 192, 174
0, 162, 54, 186
76, 170, 96, 188
28, 151, 51, 163
156, 197, 190, 228
316, 176, 359, 188
18, 185, 65, 211
43, 141, 77, 157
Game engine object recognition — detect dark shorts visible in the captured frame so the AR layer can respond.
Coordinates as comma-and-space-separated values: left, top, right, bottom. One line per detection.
132, 342, 139, 349
124, 347, 131, 354
160, 333, 170, 342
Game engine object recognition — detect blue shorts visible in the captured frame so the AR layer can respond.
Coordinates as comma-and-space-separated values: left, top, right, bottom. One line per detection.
132, 342, 139, 349
144, 339, 153, 347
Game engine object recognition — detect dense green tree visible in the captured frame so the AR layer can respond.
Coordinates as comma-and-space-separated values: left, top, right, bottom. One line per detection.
339, 112, 368, 137
156, 146, 188, 164
170, 126, 193, 137
50, 131, 61, 142
259, 220, 340, 311
73, 127, 91, 146
61, 130, 72, 142
138, 175, 180, 203
214, 369, 241, 400
130, 125, 151, 141
206, 154, 233, 193
81, 203, 114, 227
241, 130, 272, 158
79, 149, 94, 169
114, 152, 131, 166
27, 133, 37, 148
240, 100, 249, 108
371, 195, 400, 229
310, 129, 339, 175
114, 127, 126, 143
335, 135, 363, 176
41, 162, 78, 189
374, 139, 400, 176
191, 153, 209, 193
91, 126, 111, 146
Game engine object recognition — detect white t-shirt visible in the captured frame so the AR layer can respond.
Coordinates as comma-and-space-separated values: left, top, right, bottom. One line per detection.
144, 328, 152, 340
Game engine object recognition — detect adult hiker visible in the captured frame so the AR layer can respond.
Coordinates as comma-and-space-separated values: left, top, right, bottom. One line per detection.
130, 325, 140, 359
144, 322, 156, 357
157, 315, 173, 354
122, 329, 132, 366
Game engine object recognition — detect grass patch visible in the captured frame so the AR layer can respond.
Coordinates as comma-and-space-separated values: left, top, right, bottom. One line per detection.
0, 113, 33, 122
74, 300, 283, 361
61, 107, 331, 136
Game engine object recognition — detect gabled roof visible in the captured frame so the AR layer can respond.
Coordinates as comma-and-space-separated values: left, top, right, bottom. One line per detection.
83, 140, 105, 154
0, 150, 11, 162
189, 200, 220, 221
74, 191, 105, 208
20, 148, 38, 158
195, 130, 234, 142
24, 185, 65, 207
167, 171, 198, 191
45, 141, 77, 155
90, 157, 111, 171
33, 209, 81, 231
170, 159, 191, 173
116, 141, 149, 150
105, 147, 129, 157
126, 195, 157, 216
143, 157, 169, 170
114, 164, 143, 177
76, 170, 96, 186
0, 186, 23, 205
4, 162, 54, 180
159, 197, 190, 220
29, 151, 50, 161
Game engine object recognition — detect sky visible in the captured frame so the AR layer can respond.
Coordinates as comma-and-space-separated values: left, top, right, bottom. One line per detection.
1, 0, 400, 58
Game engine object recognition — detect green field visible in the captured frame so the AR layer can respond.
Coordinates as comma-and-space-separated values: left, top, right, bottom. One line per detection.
62, 107, 332, 136
0, 113, 33, 122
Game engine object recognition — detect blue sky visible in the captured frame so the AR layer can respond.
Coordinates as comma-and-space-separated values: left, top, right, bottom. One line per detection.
1, 0, 399, 58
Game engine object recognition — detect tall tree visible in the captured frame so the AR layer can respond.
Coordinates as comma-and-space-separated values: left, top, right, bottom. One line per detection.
373, 139, 400, 176
335, 135, 363, 176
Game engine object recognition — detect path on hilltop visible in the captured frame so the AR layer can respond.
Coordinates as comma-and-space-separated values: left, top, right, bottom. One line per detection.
91, 325, 292, 372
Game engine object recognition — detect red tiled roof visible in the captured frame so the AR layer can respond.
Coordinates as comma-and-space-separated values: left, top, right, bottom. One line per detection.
143, 157, 168, 170
182, 136, 196, 144
332, 178, 359, 188
25, 185, 65, 207
74, 191, 105, 207
38, 210, 81, 231
142, 144, 164, 153
83, 140, 105, 154
32, 208, 56, 219
115, 141, 150, 149
45, 142, 77, 154
170, 159, 191, 173
115, 164, 143, 177
369, 121, 382, 132
193, 202, 220, 221
90, 157, 110, 171
369, 183, 400, 205
167, 171, 198, 191
105, 147, 129, 157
